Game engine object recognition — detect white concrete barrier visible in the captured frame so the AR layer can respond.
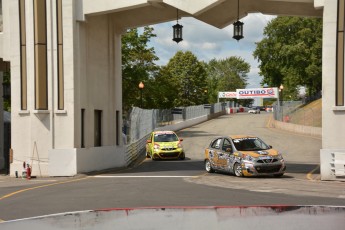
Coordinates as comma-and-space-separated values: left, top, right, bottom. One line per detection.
1, 206, 344, 230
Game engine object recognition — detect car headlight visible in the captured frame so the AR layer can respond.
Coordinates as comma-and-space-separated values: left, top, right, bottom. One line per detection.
244, 155, 254, 161
177, 143, 182, 148
154, 144, 160, 150
277, 153, 284, 160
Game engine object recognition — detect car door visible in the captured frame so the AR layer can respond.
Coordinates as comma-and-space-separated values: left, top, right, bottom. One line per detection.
208, 138, 223, 168
221, 138, 235, 171
218, 138, 232, 169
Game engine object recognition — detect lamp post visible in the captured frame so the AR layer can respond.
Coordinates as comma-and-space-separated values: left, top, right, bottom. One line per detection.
279, 84, 284, 121
138, 81, 144, 108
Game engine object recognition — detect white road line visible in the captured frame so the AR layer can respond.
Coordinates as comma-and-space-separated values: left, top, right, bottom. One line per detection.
250, 189, 287, 193
93, 175, 198, 178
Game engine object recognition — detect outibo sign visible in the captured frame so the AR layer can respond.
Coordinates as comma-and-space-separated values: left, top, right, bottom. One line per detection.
236, 88, 278, 99
218, 92, 237, 98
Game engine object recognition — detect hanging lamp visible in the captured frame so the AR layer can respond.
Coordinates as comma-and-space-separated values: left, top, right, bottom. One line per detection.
172, 9, 183, 43
233, 0, 244, 41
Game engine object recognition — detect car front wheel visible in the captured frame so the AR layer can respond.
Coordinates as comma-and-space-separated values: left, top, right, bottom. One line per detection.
234, 163, 243, 177
273, 173, 284, 178
205, 159, 214, 173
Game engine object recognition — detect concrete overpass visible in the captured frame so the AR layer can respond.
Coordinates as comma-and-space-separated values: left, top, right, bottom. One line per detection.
0, 0, 344, 180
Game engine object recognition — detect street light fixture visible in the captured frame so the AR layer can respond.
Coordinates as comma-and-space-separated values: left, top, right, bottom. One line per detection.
172, 9, 183, 43
279, 84, 284, 121
279, 84, 284, 101
139, 81, 144, 108
233, 0, 244, 41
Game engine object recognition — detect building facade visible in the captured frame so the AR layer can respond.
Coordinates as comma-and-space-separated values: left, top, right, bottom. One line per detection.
0, 0, 343, 180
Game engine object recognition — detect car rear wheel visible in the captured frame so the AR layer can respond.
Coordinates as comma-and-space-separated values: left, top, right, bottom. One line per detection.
234, 163, 243, 177
205, 160, 214, 173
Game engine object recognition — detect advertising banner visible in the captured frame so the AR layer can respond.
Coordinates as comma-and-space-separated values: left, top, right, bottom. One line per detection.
218, 92, 237, 98
236, 88, 278, 99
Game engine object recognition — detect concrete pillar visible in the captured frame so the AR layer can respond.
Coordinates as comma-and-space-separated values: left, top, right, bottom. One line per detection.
320, 0, 345, 180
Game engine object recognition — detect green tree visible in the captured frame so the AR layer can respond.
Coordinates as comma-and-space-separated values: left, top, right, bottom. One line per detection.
161, 51, 208, 107
205, 57, 250, 103
146, 67, 177, 109
253, 16, 322, 99
121, 26, 159, 111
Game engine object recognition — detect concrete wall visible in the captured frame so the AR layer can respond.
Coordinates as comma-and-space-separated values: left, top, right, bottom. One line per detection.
1, 206, 344, 230
270, 119, 322, 138
49, 146, 125, 176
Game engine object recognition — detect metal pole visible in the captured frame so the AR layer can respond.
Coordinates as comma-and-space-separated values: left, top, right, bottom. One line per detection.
277, 95, 280, 121
281, 90, 284, 121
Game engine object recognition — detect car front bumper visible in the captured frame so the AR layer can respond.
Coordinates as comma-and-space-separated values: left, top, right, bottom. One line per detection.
242, 160, 286, 176
152, 148, 184, 159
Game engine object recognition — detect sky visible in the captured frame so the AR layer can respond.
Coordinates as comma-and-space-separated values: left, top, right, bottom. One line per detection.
147, 13, 276, 89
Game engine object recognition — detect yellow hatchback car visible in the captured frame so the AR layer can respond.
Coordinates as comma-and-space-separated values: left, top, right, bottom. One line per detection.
204, 135, 286, 177
146, 131, 185, 160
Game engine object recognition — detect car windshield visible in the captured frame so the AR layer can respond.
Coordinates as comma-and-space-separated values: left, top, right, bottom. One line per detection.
232, 137, 270, 151
154, 133, 178, 142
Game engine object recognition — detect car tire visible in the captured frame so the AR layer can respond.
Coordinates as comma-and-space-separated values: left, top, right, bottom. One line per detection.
179, 152, 185, 160
273, 173, 284, 178
146, 152, 151, 158
234, 163, 243, 177
151, 154, 157, 161
205, 160, 214, 173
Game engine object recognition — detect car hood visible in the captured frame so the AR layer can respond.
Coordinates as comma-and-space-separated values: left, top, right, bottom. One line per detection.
156, 141, 180, 147
239, 149, 279, 157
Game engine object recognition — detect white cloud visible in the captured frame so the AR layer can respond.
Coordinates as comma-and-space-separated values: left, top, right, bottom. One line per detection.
147, 13, 276, 88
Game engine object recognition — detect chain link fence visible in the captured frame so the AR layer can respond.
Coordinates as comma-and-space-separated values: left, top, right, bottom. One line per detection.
123, 102, 237, 166
123, 102, 234, 145
273, 101, 303, 122
273, 100, 321, 127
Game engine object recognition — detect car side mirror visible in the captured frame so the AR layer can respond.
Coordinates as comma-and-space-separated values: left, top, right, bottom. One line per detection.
269, 145, 272, 149
147, 140, 152, 144
226, 148, 232, 153
179, 138, 183, 142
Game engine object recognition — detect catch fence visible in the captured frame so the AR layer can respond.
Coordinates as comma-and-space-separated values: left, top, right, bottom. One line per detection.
123, 102, 236, 166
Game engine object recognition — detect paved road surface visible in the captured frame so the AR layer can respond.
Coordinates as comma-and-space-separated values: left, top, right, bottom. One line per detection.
0, 113, 344, 221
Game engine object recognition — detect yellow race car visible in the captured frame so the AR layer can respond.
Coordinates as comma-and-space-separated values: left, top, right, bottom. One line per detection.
204, 135, 286, 177
146, 131, 185, 160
